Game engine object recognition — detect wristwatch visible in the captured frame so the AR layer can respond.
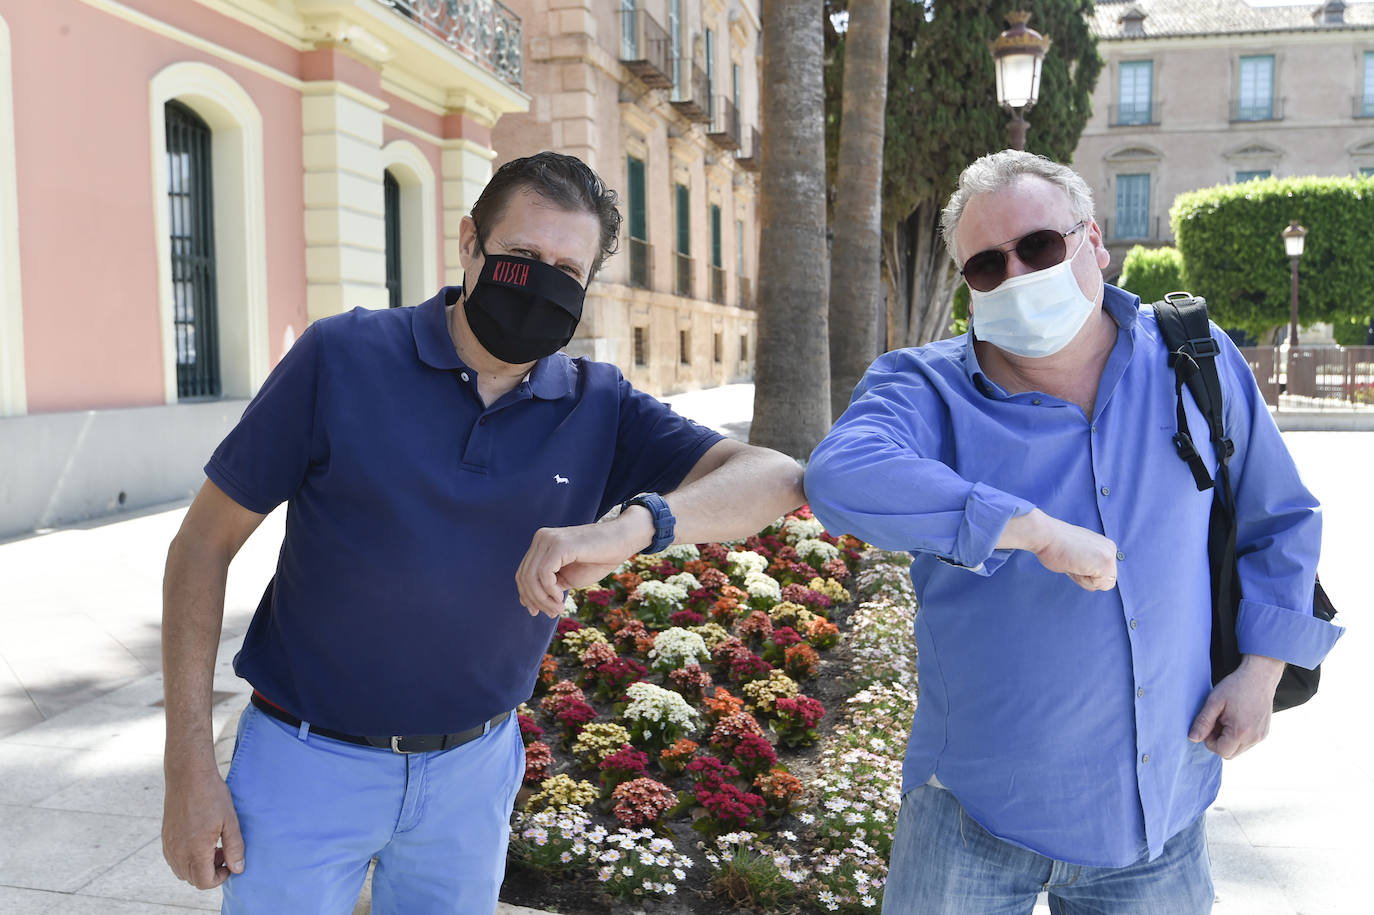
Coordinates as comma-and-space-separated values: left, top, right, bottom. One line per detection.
622, 492, 675, 554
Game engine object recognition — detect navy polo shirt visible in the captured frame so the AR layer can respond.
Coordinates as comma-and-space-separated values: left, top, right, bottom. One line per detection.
206, 287, 722, 735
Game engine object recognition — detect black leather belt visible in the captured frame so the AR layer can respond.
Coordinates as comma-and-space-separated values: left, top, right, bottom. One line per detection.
250, 692, 510, 754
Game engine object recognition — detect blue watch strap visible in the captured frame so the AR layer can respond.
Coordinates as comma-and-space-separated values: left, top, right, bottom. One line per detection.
623, 492, 675, 554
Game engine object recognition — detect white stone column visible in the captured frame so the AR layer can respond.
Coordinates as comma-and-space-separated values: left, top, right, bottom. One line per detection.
441, 137, 497, 286
302, 80, 388, 322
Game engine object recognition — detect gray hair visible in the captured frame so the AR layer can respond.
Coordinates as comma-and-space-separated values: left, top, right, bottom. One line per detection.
940, 150, 1095, 266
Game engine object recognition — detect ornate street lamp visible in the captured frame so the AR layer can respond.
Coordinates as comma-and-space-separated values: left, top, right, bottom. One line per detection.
990, 11, 1051, 151
1282, 221, 1307, 348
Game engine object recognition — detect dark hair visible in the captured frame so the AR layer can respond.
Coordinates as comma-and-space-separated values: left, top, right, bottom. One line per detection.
471, 151, 622, 278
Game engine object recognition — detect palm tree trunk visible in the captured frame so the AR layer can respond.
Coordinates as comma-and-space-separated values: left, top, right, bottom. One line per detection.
750, 0, 832, 459
890, 200, 958, 348
827, 0, 890, 421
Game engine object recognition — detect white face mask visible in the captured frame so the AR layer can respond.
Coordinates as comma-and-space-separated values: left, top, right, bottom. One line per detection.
969, 232, 1098, 358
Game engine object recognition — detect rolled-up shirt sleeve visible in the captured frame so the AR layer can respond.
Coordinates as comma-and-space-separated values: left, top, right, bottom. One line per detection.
1217, 329, 1343, 669
804, 353, 1034, 574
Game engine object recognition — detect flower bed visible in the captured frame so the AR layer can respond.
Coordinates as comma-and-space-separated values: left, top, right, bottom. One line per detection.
502, 513, 919, 913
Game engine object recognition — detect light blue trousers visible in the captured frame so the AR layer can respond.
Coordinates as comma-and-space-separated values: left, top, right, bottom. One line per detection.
220, 702, 525, 914
881, 784, 1214, 914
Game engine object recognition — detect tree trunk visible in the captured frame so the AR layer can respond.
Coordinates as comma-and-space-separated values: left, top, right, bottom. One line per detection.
750, 0, 832, 459
887, 200, 958, 349
827, 0, 890, 420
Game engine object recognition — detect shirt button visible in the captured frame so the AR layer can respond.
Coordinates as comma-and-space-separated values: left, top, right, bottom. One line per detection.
1137, 687, 1145, 698
1101, 486, 1110, 496
479, 417, 488, 425
1142, 754, 1150, 764
1129, 619, 1138, 630
1116, 550, 1125, 561
460, 372, 470, 382
1032, 398, 1043, 405
1091, 424, 1098, 433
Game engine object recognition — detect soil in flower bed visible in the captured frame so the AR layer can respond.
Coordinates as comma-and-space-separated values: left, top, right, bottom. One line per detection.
498, 519, 877, 915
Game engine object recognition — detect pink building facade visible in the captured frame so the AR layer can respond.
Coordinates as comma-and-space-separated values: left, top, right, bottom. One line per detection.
0, 0, 527, 537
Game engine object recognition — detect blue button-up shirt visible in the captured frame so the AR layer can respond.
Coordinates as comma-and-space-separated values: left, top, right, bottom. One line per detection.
805, 285, 1342, 867
207, 288, 721, 736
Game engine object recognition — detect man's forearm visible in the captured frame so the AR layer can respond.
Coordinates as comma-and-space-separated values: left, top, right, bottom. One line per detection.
662, 444, 805, 546
162, 536, 233, 776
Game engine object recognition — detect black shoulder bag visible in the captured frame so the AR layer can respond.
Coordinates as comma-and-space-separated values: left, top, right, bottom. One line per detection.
1151, 292, 1335, 712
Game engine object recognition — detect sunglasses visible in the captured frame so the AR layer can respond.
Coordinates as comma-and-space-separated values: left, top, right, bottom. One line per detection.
959, 221, 1087, 293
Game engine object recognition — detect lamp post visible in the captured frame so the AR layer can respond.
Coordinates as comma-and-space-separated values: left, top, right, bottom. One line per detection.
990, 11, 1051, 151
1282, 220, 1306, 348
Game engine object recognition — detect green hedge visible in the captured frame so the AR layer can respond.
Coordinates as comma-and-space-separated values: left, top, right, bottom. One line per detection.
1171, 175, 1374, 340
1117, 245, 1185, 306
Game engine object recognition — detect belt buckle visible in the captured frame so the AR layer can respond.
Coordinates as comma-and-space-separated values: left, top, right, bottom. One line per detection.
390, 736, 416, 755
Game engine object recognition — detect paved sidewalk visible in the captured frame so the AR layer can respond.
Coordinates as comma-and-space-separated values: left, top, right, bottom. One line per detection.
0, 384, 1368, 913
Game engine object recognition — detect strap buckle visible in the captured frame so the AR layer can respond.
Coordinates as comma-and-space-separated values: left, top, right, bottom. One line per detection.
390, 736, 416, 754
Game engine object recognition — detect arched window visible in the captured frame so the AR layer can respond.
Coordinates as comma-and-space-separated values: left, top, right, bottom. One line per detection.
384, 169, 402, 309
166, 100, 220, 399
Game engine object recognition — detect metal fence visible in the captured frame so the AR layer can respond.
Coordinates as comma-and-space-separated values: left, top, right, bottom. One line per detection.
1238, 345, 1374, 407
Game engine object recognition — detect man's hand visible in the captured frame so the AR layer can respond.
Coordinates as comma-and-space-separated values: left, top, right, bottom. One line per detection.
162, 765, 244, 889
998, 508, 1119, 591
1188, 654, 1285, 759
515, 507, 654, 617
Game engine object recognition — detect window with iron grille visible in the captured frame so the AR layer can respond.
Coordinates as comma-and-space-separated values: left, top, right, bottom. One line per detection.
1237, 55, 1275, 121
1114, 173, 1150, 240
1117, 61, 1152, 125
384, 170, 402, 309
1236, 170, 1271, 183
713, 332, 722, 364
166, 100, 220, 400
633, 326, 648, 366
627, 156, 649, 288
739, 333, 748, 363
679, 329, 690, 364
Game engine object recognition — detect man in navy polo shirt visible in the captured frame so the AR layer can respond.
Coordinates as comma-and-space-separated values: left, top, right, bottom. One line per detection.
160, 152, 804, 913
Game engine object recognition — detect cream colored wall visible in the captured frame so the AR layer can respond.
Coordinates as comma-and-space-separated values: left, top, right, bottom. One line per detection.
492, 0, 760, 396
1074, 27, 1374, 275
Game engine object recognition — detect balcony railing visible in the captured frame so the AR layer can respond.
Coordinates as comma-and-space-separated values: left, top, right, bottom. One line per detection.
707, 96, 741, 150
735, 126, 761, 171
380, 0, 522, 88
1230, 96, 1285, 123
618, 7, 673, 89
675, 252, 694, 298
671, 60, 711, 123
709, 265, 725, 304
1354, 94, 1374, 119
1103, 215, 1162, 243
628, 237, 652, 289
738, 276, 754, 310
1109, 101, 1159, 126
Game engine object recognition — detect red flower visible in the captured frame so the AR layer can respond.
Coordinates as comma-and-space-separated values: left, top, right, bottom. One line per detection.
669, 608, 706, 627
698, 542, 730, 564
774, 695, 825, 729
554, 699, 597, 735
523, 741, 553, 783
694, 781, 765, 829
730, 732, 778, 778
556, 617, 584, 637
610, 777, 678, 828
729, 653, 773, 684
517, 713, 544, 745
599, 743, 650, 789
685, 754, 740, 788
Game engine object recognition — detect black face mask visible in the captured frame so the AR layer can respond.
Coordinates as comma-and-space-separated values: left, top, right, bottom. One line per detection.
462, 249, 586, 365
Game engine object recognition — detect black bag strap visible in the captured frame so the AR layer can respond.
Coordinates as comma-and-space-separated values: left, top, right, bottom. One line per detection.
1152, 293, 1243, 683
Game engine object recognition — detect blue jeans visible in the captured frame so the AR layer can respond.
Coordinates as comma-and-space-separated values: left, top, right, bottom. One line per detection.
220, 702, 525, 914
881, 785, 1213, 915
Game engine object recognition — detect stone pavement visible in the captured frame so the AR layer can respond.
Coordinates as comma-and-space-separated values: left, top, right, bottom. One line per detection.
0, 383, 1368, 913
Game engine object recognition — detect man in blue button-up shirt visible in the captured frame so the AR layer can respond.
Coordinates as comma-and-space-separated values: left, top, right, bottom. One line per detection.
159, 152, 805, 913
806, 150, 1342, 913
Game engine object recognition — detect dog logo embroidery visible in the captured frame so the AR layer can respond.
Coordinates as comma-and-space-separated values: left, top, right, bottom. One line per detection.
554, 474, 569, 485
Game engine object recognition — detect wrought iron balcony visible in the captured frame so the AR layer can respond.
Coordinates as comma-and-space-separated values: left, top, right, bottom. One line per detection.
378, 0, 522, 89
1230, 96, 1285, 123
735, 126, 761, 171
1109, 101, 1160, 127
707, 96, 740, 150
709, 265, 725, 304
628, 237, 652, 289
671, 60, 711, 123
737, 276, 754, 310
618, 6, 673, 89
675, 252, 694, 298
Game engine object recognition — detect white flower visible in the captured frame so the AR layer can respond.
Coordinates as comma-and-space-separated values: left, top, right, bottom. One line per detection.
661, 543, 700, 563
783, 516, 826, 544
862, 895, 878, 907
664, 571, 701, 592
795, 537, 841, 565
663, 883, 677, 895
622, 682, 701, 733
743, 571, 782, 601
647, 628, 710, 670
633, 579, 689, 609
726, 549, 769, 577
